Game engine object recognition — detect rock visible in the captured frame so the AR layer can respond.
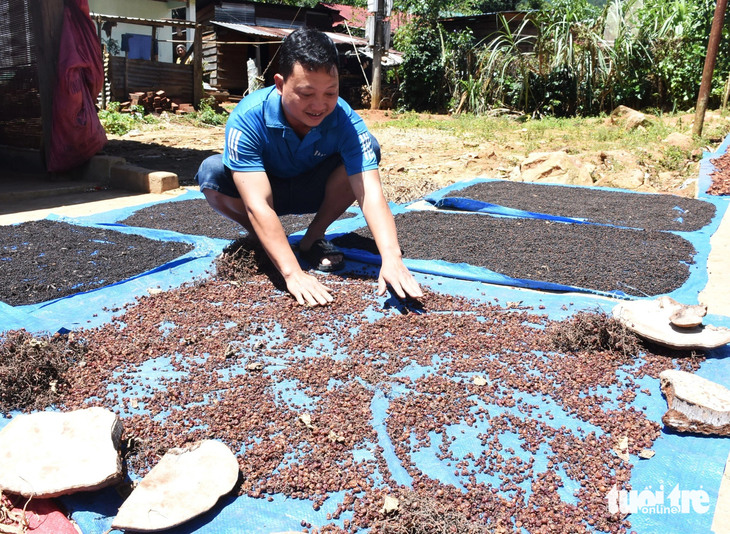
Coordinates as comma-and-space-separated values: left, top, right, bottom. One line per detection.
112, 440, 239, 532
608, 105, 654, 130
612, 297, 730, 350
625, 112, 651, 130
0, 407, 123, 498
662, 132, 693, 151
608, 168, 645, 190
659, 370, 730, 436
516, 151, 594, 186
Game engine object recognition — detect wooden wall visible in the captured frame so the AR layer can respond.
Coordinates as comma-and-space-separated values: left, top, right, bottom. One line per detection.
109, 57, 194, 103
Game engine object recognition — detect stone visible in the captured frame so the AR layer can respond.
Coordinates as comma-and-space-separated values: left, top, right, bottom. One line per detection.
660, 370, 730, 436
612, 297, 730, 350
670, 302, 707, 328
662, 132, 693, 151
0, 407, 123, 498
615, 168, 646, 189
109, 164, 179, 194
516, 151, 594, 186
111, 440, 239, 532
608, 105, 654, 130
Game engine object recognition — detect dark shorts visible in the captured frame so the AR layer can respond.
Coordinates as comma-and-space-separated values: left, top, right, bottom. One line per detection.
195, 134, 381, 216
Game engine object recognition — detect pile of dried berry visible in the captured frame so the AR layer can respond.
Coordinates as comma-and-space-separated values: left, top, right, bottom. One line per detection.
13, 271, 696, 534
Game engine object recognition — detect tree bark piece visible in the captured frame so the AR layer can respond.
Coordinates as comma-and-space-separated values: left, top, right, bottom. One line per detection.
660, 370, 730, 436
0, 407, 123, 497
613, 298, 730, 350
111, 440, 239, 532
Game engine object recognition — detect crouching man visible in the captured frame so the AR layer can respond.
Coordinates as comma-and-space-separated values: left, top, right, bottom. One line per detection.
195, 27, 422, 306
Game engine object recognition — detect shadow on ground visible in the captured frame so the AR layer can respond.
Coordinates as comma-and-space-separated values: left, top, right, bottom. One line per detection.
102, 139, 221, 184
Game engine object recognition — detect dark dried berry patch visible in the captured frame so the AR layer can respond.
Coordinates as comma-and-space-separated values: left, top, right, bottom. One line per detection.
445, 180, 715, 231
119, 198, 354, 240
0, 220, 194, 306
333, 211, 696, 297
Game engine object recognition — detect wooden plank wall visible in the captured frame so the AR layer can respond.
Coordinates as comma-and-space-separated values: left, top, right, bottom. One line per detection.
109, 57, 194, 104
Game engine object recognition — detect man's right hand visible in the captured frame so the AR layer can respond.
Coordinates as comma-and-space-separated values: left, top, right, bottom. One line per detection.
283, 270, 334, 306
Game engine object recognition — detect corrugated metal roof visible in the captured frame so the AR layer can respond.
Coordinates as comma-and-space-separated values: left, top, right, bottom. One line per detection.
213, 21, 367, 46
211, 21, 402, 63
211, 21, 282, 38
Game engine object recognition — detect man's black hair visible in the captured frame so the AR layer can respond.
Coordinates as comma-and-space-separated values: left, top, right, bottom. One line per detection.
279, 27, 339, 79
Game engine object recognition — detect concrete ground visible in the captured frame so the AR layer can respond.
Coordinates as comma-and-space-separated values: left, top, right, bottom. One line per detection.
1, 176, 729, 318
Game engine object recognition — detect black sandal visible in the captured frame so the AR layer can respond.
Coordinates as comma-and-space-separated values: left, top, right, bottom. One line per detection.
299, 238, 345, 272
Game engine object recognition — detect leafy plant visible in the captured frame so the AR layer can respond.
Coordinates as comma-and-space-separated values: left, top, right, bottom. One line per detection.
189, 97, 228, 127
98, 103, 156, 136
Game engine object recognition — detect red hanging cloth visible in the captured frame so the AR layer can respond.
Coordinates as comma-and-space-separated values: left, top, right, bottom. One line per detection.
47, 0, 107, 173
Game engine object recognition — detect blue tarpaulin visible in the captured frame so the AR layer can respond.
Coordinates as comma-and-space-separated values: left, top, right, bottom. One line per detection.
1, 137, 729, 534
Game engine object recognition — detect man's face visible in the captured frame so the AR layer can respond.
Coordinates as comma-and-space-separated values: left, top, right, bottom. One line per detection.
274, 63, 339, 135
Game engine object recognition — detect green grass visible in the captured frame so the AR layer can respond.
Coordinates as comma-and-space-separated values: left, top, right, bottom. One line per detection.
371, 110, 730, 166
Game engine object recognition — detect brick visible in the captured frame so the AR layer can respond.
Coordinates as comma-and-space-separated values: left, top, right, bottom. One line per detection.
109, 164, 179, 194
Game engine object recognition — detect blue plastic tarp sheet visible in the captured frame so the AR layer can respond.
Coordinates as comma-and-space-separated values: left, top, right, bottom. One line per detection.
321, 163, 729, 304
0, 139, 729, 534
48, 266, 730, 534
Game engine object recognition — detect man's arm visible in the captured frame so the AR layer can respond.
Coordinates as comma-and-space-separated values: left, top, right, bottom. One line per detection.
349, 169, 423, 299
232, 171, 335, 306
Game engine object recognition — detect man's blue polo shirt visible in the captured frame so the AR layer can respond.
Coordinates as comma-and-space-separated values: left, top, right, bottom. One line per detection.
223, 86, 378, 179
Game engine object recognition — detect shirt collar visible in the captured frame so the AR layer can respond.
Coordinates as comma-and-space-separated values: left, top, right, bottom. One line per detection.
263, 87, 288, 130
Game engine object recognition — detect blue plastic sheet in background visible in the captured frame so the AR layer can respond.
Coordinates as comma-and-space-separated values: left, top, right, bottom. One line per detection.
0, 207, 229, 333
319, 173, 730, 304
0, 188, 364, 334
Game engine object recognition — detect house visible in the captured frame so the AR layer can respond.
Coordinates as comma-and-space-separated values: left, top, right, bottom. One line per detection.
439, 11, 537, 52
319, 3, 413, 36
89, 0, 196, 64
0, 0, 42, 151
88, 1, 204, 108
196, 0, 402, 107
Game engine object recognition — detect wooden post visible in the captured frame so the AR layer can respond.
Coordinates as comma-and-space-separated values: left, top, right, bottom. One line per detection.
151, 26, 158, 62
193, 24, 203, 108
28, 0, 66, 168
370, 0, 383, 110
96, 17, 107, 110
693, 0, 728, 137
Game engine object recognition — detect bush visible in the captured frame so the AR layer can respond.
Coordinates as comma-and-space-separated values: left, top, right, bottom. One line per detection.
190, 97, 228, 127
395, 22, 474, 113
98, 102, 157, 135
394, 0, 730, 117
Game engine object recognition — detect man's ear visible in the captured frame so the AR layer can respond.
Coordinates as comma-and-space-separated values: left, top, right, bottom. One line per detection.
274, 74, 284, 95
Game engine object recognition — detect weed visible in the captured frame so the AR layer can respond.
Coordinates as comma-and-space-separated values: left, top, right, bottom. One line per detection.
0, 330, 86, 414
659, 145, 690, 171
98, 102, 158, 135
188, 97, 228, 127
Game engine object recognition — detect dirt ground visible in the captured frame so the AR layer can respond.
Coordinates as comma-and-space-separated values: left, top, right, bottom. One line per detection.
100, 108, 730, 204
